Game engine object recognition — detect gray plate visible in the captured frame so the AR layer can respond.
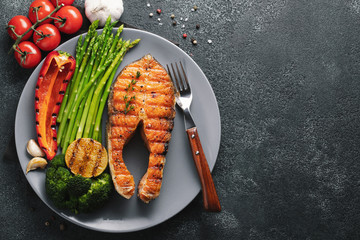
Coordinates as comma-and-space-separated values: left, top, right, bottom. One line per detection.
15, 28, 221, 232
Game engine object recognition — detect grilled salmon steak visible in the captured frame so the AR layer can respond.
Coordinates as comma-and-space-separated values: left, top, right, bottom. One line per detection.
107, 54, 176, 202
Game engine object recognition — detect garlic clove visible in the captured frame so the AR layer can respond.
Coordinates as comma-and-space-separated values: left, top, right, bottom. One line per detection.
26, 157, 48, 174
27, 139, 45, 157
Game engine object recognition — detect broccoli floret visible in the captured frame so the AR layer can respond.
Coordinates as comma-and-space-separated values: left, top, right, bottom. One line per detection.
65, 196, 80, 214
68, 175, 92, 197
78, 173, 112, 213
45, 166, 72, 209
45, 154, 112, 214
49, 154, 66, 169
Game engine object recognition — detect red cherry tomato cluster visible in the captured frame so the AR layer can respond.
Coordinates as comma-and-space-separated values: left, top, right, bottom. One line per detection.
7, 0, 82, 68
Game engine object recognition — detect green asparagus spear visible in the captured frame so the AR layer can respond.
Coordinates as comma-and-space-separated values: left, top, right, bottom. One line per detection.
79, 41, 99, 88
57, 34, 98, 143
57, 35, 83, 123
87, 39, 140, 139
76, 85, 95, 139
69, 97, 86, 144
57, 20, 97, 125
68, 34, 98, 105
65, 21, 98, 105
61, 55, 115, 151
92, 61, 120, 141
57, 19, 140, 150
92, 40, 140, 139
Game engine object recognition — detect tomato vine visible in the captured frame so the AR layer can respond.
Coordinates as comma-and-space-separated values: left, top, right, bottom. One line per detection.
8, 3, 64, 55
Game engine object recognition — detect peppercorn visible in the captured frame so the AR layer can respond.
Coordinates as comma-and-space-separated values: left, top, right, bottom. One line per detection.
157, 9, 161, 14
196, 24, 200, 29
193, 5, 198, 11
171, 14, 175, 19
191, 38, 197, 45
183, 33, 187, 38
172, 21, 177, 26
45, 221, 50, 227
60, 223, 66, 231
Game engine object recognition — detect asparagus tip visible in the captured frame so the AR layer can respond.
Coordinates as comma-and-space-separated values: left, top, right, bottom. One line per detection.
111, 20, 118, 28
91, 20, 99, 29
129, 39, 141, 48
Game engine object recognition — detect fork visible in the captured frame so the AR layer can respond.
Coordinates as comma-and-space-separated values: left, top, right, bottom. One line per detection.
167, 62, 221, 212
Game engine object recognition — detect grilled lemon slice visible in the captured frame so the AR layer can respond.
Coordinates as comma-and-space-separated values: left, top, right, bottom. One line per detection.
65, 138, 108, 178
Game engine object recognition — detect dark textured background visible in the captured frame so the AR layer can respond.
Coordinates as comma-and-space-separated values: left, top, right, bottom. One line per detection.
1, 0, 360, 239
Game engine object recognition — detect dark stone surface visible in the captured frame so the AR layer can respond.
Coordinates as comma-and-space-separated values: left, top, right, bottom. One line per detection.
1, 0, 360, 239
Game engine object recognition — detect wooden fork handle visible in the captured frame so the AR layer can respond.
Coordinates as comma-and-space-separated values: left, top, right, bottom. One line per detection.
186, 127, 221, 212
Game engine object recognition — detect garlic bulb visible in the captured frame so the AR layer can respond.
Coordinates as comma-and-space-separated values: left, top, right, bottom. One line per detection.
85, 0, 124, 27
26, 157, 48, 174
27, 139, 45, 157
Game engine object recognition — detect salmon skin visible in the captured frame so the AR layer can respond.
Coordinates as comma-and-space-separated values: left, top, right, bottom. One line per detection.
107, 54, 176, 202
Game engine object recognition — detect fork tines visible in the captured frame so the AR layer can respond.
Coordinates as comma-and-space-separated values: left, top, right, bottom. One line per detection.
167, 62, 190, 93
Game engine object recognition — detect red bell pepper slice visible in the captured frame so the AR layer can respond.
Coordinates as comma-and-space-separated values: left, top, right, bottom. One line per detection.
35, 50, 75, 160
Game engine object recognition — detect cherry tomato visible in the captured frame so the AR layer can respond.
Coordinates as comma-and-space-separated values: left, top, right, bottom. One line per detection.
51, 0, 74, 7
14, 41, 41, 69
33, 24, 61, 51
54, 6, 83, 34
7, 15, 33, 41
28, 0, 55, 25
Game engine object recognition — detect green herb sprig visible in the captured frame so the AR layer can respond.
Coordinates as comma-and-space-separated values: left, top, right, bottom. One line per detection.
124, 95, 136, 114
125, 79, 137, 91
124, 78, 138, 114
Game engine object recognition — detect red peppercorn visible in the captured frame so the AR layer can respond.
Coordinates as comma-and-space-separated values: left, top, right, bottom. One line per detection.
157, 9, 161, 14
182, 33, 187, 38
